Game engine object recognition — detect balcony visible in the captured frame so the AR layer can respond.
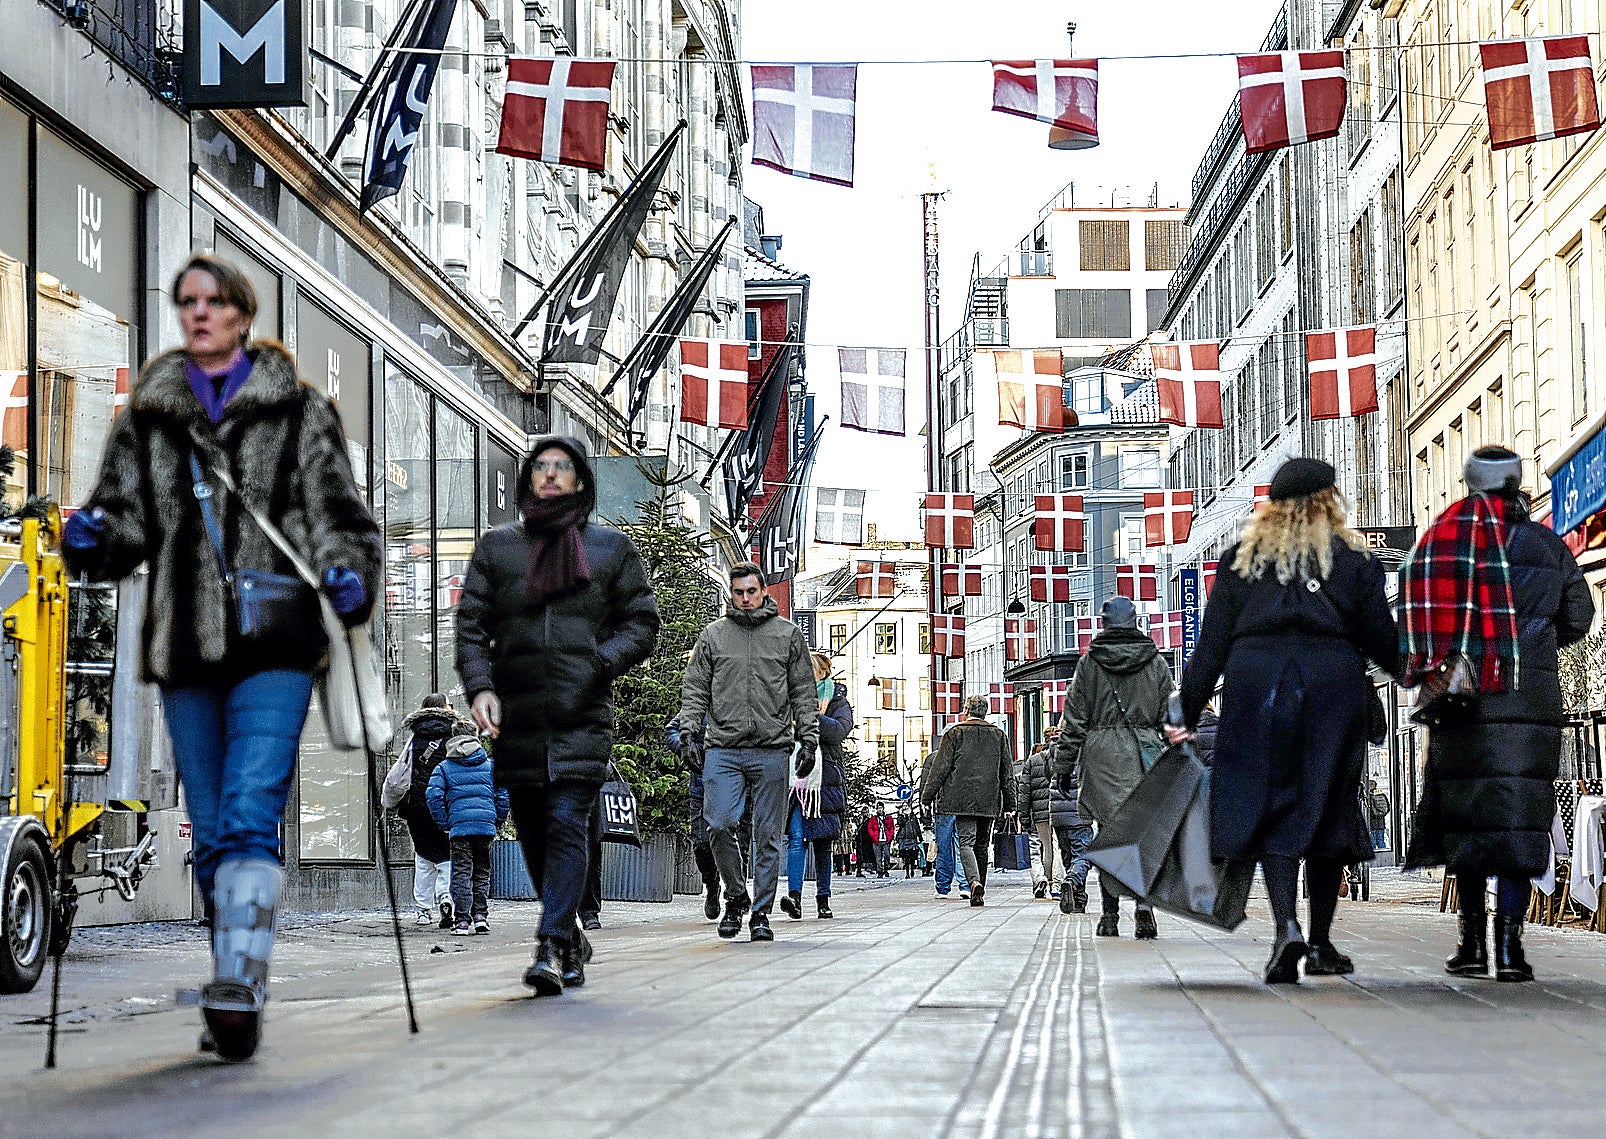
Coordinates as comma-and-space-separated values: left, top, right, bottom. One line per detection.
973, 318, 1010, 347
1016, 250, 1054, 277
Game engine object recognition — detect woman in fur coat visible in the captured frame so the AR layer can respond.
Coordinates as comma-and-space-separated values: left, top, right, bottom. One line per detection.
63, 254, 381, 1061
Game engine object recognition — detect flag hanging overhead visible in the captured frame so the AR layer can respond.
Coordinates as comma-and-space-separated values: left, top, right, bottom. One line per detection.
934, 680, 965, 716
1252, 485, 1271, 512
1203, 560, 1219, 596
752, 64, 857, 186
1144, 491, 1194, 547
723, 343, 793, 525
359, 0, 460, 212
1151, 342, 1224, 428
1042, 679, 1071, 715
1307, 326, 1379, 420
989, 683, 1015, 715
815, 488, 866, 545
840, 348, 906, 435
496, 58, 616, 171
1005, 618, 1039, 663
996, 349, 1067, 433
1480, 37, 1602, 150
1116, 563, 1158, 602
924, 493, 975, 549
1073, 615, 1098, 653
1237, 50, 1347, 154
932, 613, 967, 658
678, 339, 750, 429
1029, 564, 1074, 603
1033, 495, 1086, 553
940, 563, 983, 598
990, 59, 1099, 135
1148, 611, 1184, 651
855, 561, 897, 599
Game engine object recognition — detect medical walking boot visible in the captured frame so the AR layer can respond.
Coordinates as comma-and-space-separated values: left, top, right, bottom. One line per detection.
1494, 914, 1534, 982
200, 858, 282, 1062
1445, 898, 1489, 977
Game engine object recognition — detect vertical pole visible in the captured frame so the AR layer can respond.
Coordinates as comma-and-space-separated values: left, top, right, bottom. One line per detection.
922, 192, 942, 764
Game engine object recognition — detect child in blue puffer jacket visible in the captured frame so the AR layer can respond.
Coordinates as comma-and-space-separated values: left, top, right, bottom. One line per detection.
427, 734, 510, 935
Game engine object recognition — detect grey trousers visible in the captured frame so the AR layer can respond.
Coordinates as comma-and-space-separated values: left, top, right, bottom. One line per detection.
703, 746, 790, 915
955, 815, 995, 890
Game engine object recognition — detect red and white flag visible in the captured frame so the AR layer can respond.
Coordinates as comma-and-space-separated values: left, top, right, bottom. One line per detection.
752, 65, 857, 186
934, 680, 964, 716
2, 370, 27, 450
1042, 679, 1070, 715
1308, 326, 1379, 420
1480, 37, 1602, 150
1151, 342, 1225, 428
1005, 618, 1039, 663
678, 339, 749, 429
1148, 611, 1184, 651
855, 561, 897, 599
989, 682, 1015, 715
1252, 485, 1271, 512
1145, 491, 1194, 547
1117, 563, 1158, 602
1203, 561, 1219, 596
939, 563, 983, 597
1029, 564, 1074, 603
924, 493, 975, 549
1073, 615, 1099, 653
113, 366, 130, 415
1034, 494, 1086, 553
996, 349, 1066, 432
1237, 51, 1347, 153
990, 59, 1099, 135
932, 613, 967, 658
496, 57, 616, 171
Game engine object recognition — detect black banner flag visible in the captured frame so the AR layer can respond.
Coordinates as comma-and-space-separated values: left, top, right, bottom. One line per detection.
358, 0, 458, 213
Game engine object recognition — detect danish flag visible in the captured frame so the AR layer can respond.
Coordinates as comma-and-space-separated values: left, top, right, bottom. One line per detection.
1151, 343, 1224, 428
1203, 561, 1219, 596
496, 58, 616, 172
932, 613, 966, 658
1117, 563, 1158, 602
1042, 679, 1070, 715
752, 65, 858, 186
990, 59, 1099, 135
113, 367, 130, 415
855, 561, 897, 598
1480, 37, 1602, 151
1148, 611, 1184, 651
989, 683, 1015, 715
924, 493, 975, 549
996, 350, 1067, 433
1144, 491, 1194, 547
1237, 51, 1347, 154
939, 563, 983, 597
934, 680, 964, 716
1005, 618, 1039, 663
1030, 564, 1075, 603
1073, 615, 1099, 653
1252, 485, 1272, 512
1034, 495, 1086, 553
678, 339, 750, 429
1307, 327, 1379, 420
2, 370, 27, 450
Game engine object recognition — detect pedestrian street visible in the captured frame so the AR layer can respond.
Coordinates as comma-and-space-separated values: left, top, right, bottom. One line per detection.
5, 870, 1606, 1138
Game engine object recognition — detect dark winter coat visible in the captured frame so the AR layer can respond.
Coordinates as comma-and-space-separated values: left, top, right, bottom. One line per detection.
65, 342, 381, 687
678, 597, 820, 752
896, 812, 922, 850
397, 706, 465, 863
1023, 746, 1081, 829
1050, 627, 1174, 826
1194, 708, 1219, 767
804, 682, 852, 841
1180, 537, 1399, 862
427, 737, 511, 838
1405, 513, 1594, 876
922, 718, 1016, 817
455, 437, 660, 787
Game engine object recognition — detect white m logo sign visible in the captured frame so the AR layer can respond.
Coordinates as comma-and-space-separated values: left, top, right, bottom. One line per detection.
199, 0, 286, 86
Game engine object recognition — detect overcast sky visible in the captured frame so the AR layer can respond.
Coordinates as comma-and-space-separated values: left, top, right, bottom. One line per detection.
743, 0, 1285, 543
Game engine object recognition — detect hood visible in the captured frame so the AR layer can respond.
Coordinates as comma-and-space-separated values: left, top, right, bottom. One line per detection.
403, 707, 465, 733
517, 434, 598, 520
726, 595, 779, 626
830, 680, 848, 703
443, 734, 490, 765
1087, 625, 1159, 673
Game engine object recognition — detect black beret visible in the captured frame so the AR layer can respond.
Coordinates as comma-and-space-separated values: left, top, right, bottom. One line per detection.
1268, 457, 1336, 501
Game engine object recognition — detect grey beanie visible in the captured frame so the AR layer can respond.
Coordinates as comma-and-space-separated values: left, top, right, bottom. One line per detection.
1464, 446, 1522, 495
1101, 595, 1138, 629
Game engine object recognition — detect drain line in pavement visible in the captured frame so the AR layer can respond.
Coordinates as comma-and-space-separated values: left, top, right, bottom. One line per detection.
979, 915, 1070, 1139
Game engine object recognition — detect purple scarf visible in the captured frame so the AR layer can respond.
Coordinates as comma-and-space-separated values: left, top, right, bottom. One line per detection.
520, 491, 591, 606
183, 349, 254, 423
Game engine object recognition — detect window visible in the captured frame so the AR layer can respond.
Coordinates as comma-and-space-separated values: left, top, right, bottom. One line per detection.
1349, 207, 1375, 324
1256, 337, 1277, 446
1221, 378, 1237, 471
1213, 258, 1232, 336
1381, 172, 1403, 308
919, 623, 930, 654
1060, 451, 1090, 489
1145, 288, 1169, 333
1121, 515, 1145, 560
918, 677, 930, 711
877, 736, 899, 764
1354, 410, 1380, 525
1348, 26, 1372, 156
1144, 219, 1185, 270
880, 679, 906, 710
744, 309, 761, 359
1255, 191, 1275, 288
1388, 372, 1412, 521
1071, 370, 1104, 416
1120, 448, 1161, 488
1567, 252, 1587, 424
829, 623, 848, 653
1055, 289, 1132, 338
875, 622, 898, 654
1233, 225, 1252, 321
1278, 158, 1294, 256
1079, 219, 1131, 270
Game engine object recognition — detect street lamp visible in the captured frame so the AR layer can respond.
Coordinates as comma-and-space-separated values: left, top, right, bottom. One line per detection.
1006, 598, 1027, 615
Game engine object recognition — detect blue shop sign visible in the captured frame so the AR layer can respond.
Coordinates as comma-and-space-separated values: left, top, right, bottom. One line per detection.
1552, 425, 1606, 537
1179, 568, 1202, 662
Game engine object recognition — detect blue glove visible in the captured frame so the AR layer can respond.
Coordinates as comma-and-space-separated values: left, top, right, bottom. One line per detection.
322, 566, 366, 616
63, 507, 106, 552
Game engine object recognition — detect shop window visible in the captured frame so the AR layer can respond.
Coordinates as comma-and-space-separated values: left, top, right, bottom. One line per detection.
434, 402, 477, 703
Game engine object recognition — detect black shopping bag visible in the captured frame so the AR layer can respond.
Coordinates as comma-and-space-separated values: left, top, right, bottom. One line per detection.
599, 767, 643, 848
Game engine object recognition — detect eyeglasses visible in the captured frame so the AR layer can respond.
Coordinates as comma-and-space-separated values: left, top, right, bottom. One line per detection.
532, 460, 575, 474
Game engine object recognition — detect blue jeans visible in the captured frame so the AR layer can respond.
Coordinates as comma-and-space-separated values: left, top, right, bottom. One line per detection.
933, 814, 966, 893
787, 804, 834, 897
1056, 823, 1095, 891
506, 774, 599, 944
1370, 828, 1387, 851
161, 669, 314, 902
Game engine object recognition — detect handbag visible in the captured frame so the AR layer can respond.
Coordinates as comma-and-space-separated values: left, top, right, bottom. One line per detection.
1111, 686, 1165, 773
1409, 653, 1480, 727
194, 453, 394, 753
599, 763, 643, 848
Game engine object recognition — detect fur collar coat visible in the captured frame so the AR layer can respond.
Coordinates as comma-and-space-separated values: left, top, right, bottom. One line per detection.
65, 341, 381, 687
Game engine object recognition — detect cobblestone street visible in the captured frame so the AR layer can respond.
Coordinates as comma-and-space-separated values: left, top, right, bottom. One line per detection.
3, 869, 1605, 1138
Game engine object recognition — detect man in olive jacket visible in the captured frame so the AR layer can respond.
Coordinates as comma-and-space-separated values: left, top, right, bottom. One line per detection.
678, 562, 820, 943
1051, 595, 1173, 938
922, 696, 1016, 906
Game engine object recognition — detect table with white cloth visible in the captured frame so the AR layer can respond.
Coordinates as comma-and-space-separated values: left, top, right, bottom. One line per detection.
1568, 795, 1606, 912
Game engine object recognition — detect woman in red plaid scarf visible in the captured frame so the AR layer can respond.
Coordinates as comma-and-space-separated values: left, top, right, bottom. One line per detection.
1401, 446, 1593, 983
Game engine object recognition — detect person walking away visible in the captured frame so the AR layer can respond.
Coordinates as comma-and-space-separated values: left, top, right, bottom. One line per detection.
781, 652, 851, 920
62, 254, 381, 1061
896, 809, 922, 876
1400, 447, 1593, 983
868, 808, 896, 876
1024, 736, 1091, 913
1178, 458, 1399, 983
919, 755, 970, 900
1052, 595, 1173, 939
854, 817, 874, 877
677, 562, 819, 942
426, 734, 510, 934
1017, 744, 1052, 899
922, 696, 1016, 906
1366, 779, 1390, 853
455, 436, 659, 996
388, 694, 468, 928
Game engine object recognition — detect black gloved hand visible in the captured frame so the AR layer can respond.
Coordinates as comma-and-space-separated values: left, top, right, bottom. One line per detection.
681, 737, 704, 772
794, 744, 817, 780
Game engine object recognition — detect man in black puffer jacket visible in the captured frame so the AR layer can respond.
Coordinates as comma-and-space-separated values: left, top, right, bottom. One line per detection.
1023, 732, 1093, 914
456, 437, 659, 996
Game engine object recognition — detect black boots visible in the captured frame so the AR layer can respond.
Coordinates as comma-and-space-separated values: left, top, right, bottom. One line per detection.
1265, 919, 1308, 985
1494, 914, 1534, 982
969, 882, 985, 907
1446, 901, 1490, 977
1095, 913, 1119, 937
1133, 909, 1158, 940
779, 890, 803, 920
1305, 942, 1355, 976
718, 894, 751, 939
524, 937, 565, 997
749, 910, 774, 942
816, 895, 833, 919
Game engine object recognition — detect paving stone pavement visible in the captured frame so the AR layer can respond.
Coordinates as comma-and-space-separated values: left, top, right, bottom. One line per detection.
2, 868, 1604, 1138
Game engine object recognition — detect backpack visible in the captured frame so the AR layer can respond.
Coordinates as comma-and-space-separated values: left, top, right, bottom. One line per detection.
381, 739, 440, 809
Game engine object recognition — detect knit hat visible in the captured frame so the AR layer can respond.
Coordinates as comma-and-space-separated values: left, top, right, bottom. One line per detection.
1268, 457, 1336, 501
1464, 445, 1522, 495
1101, 595, 1138, 629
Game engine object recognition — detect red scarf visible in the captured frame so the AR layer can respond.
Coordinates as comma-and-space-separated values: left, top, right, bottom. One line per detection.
520, 492, 591, 607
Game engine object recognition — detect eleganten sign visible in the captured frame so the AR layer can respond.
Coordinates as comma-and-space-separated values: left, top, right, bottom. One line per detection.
182, 0, 309, 108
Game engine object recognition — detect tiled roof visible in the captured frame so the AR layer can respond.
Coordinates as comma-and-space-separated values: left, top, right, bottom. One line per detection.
744, 244, 809, 283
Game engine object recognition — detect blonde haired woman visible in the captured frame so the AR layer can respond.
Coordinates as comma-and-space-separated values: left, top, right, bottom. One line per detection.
1178, 458, 1398, 984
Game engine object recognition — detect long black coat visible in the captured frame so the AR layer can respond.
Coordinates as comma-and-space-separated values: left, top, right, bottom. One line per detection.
454, 439, 659, 787
1405, 513, 1594, 876
396, 706, 464, 864
803, 682, 852, 841
1181, 537, 1399, 862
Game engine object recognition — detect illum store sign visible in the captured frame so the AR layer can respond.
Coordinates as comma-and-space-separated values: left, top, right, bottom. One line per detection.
182, 0, 309, 108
